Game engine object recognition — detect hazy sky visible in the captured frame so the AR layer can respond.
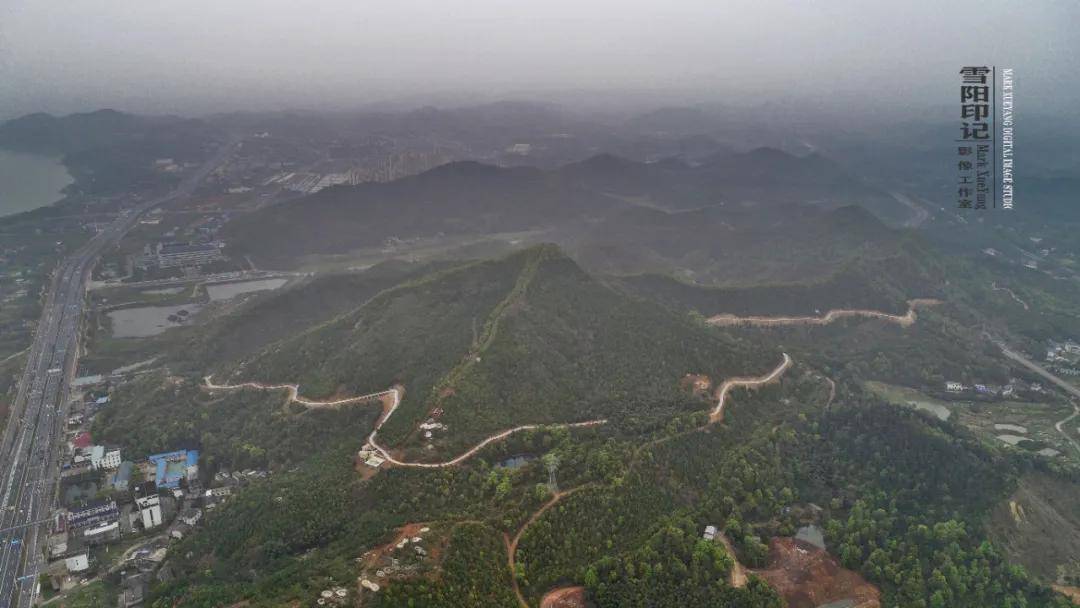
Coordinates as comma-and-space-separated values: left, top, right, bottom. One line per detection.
1, 0, 1077, 118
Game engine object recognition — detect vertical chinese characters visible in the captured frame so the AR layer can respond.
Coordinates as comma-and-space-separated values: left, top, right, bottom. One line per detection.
958, 66, 993, 209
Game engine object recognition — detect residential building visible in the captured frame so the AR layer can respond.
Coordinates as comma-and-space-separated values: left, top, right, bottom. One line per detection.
102, 449, 122, 470
65, 554, 90, 573
111, 461, 134, 492
145, 242, 224, 269
135, 494, 163, 530
82, 521, 120, 544
945, 381, 964, 392
69, 431, 92, 451
68, 501, 119, 530
88, 445, 106, 469
179, 508, 202, 526
147, 450, 199, 489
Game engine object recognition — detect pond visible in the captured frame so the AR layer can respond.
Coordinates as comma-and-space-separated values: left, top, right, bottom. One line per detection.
108, 304, 203, 338
205, 278, 288, 301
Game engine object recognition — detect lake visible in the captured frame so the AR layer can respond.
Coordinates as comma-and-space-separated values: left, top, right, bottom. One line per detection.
0, 149, 73, 217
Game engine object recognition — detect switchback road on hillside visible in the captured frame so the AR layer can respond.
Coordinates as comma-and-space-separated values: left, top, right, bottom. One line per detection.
204, 353, 795, 469
202, 377, 607, 467
707, 299, 940, 328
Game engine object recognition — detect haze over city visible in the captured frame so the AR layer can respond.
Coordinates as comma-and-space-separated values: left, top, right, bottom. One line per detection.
3, 3, 1080, 607
2, 0, 1078, 118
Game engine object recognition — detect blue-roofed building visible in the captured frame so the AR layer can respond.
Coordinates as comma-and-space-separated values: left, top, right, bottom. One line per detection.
110, 461, 134, 492
147, 450, 199, 489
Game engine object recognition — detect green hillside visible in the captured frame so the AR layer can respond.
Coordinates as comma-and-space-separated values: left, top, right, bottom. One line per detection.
227, 245, 772, 455
222, 152, 907, 268
178, 259, 454, 369
616, 236, 947, 317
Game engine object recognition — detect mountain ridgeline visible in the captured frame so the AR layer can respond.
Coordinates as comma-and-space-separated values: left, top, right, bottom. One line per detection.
223, 148, 907, 267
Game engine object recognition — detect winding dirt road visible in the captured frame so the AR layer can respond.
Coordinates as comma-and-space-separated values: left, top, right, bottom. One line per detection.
706, 299, 940, 328
203, 376, 394, 408
991, 282, 1030, 310
506, 485, 596, 608
203, 376, 607, 468
710, 353, 792, 422
364, 386, 607, 468
204, 350, 794, 470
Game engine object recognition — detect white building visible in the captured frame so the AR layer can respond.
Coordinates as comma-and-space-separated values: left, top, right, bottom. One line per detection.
136, 495, 163, 530
65, 553, 90, 573
703, 525, 717, 541
945, 381, 965, 392
102, 449, 122, 470
87, 445, 106, 469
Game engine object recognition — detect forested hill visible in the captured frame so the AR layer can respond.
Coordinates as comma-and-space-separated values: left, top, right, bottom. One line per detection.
177, 259, 457, 369
223, 245, 773, 456
615, 235, 948, 317
223, 148, 905, 267
222, 161, 621, 265
0, 109, 221, 194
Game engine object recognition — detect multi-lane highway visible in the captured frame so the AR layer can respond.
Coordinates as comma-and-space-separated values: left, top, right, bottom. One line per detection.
0, 140, 234, 607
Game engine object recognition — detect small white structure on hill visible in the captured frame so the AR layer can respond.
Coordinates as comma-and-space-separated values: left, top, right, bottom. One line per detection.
703, 525, 717, 541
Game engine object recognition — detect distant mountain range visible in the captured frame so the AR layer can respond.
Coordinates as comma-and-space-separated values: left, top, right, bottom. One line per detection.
225, 147, 906, 268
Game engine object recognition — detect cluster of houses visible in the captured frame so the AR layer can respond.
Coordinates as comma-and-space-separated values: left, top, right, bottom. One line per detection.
944, 380, 1023, 397
355, 526, 434, 601
1045, 340, 1080, 376
45, 379, 264, 604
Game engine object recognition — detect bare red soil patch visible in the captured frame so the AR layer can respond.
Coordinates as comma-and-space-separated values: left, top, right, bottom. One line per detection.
752, 538, 880, 608
681, 373, 713, 396
539, 586, 586, 608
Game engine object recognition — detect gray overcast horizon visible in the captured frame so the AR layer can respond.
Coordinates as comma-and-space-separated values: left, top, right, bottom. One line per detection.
1, 0, 1077, 119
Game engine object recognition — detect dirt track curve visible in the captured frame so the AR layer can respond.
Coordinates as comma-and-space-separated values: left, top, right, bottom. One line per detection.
203, 377, 607, 468
710, 353, 792, 423
707, 299, 940, 328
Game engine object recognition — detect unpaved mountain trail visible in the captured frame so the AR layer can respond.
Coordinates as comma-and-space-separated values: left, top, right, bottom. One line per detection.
707, 299, 941, 328
204, 351, 794, 469
507, 355, 800, 606
203, 376, 607, 468
203, 376, 394, 408
991, 282, 1030, 310
717, 533, 748, 588
710, 353, 792, 423
364, 387, 607, 468
506, 485, 596, 608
